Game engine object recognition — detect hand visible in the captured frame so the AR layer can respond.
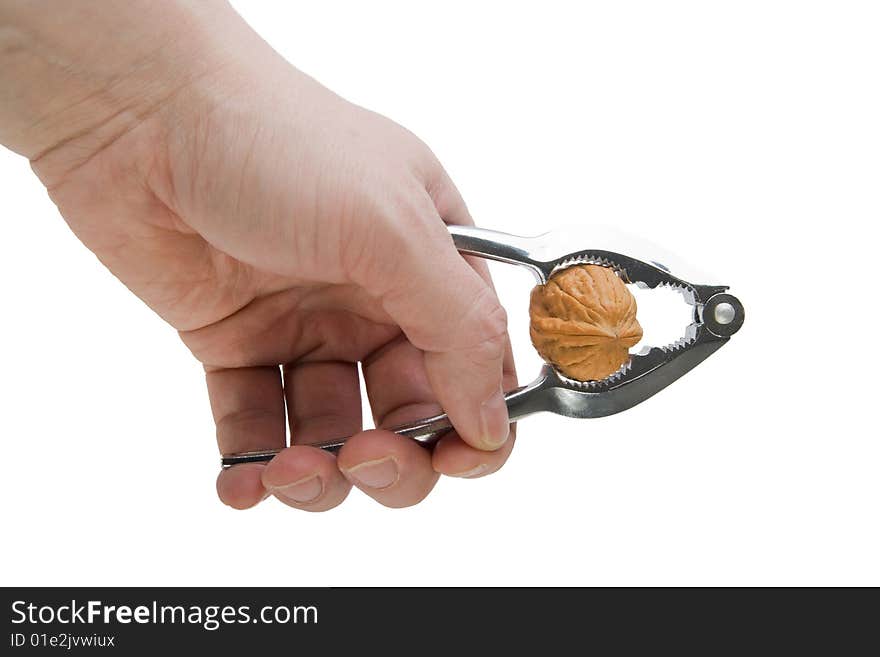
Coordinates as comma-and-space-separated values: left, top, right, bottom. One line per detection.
1, 1, 517, 510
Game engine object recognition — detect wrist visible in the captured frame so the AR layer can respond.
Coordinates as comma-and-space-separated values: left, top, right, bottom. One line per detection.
0, 1, 247, 169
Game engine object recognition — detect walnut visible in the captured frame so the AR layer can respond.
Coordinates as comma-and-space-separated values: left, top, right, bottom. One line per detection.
529, 264, 643, 381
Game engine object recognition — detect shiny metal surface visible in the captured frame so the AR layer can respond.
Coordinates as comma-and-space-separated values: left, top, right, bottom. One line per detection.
222, 225, 744, 468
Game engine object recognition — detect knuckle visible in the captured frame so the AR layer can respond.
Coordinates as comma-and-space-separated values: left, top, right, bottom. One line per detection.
180, 327, 254, 370
425, 169, 468, 225
482, 299, 509, 343
469, 327, 507, 368
461, 290, 509, 363
215, 408, 279, 445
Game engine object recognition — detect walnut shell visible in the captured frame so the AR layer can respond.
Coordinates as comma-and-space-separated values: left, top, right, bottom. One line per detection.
529, 264, 643, 381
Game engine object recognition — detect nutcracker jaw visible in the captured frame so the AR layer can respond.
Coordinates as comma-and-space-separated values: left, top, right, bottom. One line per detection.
445, 225, 744, 417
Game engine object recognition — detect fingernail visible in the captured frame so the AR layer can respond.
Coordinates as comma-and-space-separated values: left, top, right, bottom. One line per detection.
273, 475, 323, 504
345, 457, 399, 490
480, 388, 510, 449
451, 464, 489, 479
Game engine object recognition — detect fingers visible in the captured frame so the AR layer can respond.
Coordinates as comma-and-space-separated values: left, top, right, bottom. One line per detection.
426, 170, 522, 475
330, 338, 439, 507
432, 330, 519, 477
285, 360, 362, 447
363, 335, 514, 482
272, 358, 441, 510
341, 336, 439, 505
351, 188, 510, 453
432, 169, 520, 398
432, 421, 517, 478
260, 445, 348, 512
337, 429, 438, 508
207, 366, 285, 509
260, 361, 358, 511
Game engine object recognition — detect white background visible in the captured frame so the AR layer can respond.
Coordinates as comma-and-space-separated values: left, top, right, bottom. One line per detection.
1, 1, 878, 586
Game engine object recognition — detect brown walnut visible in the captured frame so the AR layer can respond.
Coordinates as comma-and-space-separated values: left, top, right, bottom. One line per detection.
529, 264, 643, 381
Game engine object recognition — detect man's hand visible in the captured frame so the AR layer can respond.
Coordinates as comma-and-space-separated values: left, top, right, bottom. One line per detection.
1, 1, 516, 510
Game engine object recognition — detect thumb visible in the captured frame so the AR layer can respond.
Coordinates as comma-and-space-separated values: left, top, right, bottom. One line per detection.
358, 212, 511, 452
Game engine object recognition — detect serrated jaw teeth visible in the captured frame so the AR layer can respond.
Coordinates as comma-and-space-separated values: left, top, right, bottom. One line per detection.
551, 254, 627, 280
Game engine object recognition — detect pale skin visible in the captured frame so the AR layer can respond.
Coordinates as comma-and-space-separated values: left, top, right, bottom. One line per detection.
0, 1, 517, 510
